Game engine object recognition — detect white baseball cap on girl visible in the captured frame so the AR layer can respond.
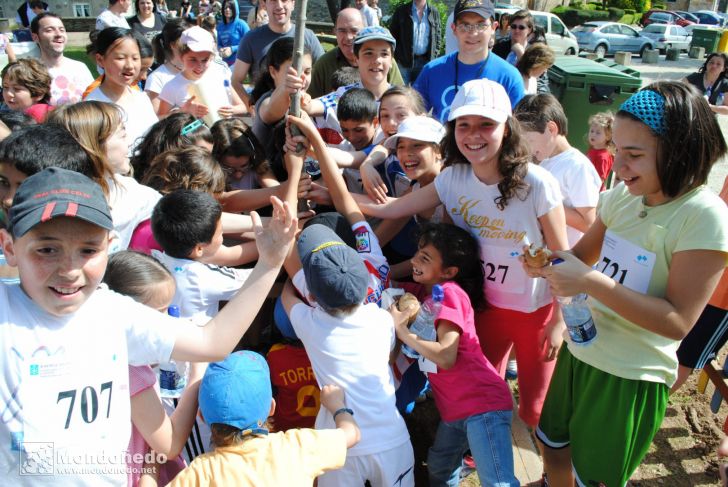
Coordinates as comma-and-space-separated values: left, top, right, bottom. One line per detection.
448, 79, 512, 123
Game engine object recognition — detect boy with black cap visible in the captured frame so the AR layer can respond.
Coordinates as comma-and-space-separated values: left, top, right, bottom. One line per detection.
168, 350, 360, 485
413, 0, 524, 122
0, 167, 296, 486
281, 113, 414, 487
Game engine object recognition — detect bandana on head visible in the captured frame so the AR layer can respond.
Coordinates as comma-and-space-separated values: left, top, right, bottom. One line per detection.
619, 89, 666, 136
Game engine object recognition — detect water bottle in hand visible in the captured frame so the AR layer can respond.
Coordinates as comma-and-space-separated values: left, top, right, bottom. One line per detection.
402, 284, 445, 359
558, 293, 597, 345
159, 305, 188, 397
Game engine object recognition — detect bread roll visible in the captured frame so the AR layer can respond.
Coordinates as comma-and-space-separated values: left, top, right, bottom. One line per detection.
523, 243, 552, 268
397, 293, 421, 325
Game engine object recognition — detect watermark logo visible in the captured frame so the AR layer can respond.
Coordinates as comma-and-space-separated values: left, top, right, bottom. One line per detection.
18, 443, 167, 477
19, 442, 54, 476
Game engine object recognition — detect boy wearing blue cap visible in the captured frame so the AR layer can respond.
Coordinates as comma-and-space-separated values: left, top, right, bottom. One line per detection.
0, 167, 297, 486
169, 350, 360, 485
281, 113, 415, 487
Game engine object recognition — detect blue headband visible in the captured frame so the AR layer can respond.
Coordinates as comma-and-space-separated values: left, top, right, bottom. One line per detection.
619, 89, 666, 136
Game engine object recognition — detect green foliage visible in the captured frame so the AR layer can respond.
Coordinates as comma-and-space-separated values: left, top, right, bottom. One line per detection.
652, 4, 665, 9
624, 8, 636, 14
607, 7, 625, 19
552, 7, 609, 27
619, 13, 636, 24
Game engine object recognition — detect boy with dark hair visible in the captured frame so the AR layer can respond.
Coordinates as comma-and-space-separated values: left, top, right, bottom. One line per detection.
0, 167, 296, 485
169, 350, 360, 485
281, 114, 414, 486
514, 93, 601, 246
151, 189, 253, 321
337, 88, 380, 152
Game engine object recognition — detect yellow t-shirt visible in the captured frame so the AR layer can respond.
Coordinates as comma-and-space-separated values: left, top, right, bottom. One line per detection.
168, 429, 347, 486
569, 184, 728, 386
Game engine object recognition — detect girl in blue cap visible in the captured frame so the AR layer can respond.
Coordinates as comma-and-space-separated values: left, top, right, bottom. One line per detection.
527, 81, 728, 486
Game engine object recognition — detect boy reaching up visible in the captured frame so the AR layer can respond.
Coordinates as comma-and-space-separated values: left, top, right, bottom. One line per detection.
0, 167, 296, 486
280, 114, 414, 487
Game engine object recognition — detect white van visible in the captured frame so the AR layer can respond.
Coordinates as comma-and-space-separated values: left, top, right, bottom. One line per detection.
531, 11, 579, 55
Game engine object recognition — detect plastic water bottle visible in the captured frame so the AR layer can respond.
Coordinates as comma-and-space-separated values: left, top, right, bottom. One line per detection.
558, 293, 597, 345
224, 79, 233, 104
402, 284, 445, 359
159, 306, 187, 397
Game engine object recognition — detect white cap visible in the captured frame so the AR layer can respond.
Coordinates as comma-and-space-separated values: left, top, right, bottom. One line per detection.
448, 79, 512, 123
180, 26, 216, 53
383, 116, 446, 150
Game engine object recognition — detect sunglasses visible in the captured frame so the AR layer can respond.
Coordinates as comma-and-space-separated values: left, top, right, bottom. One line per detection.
510, 24, 528, 30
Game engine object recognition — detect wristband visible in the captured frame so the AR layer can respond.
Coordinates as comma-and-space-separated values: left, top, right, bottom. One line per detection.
333, 407, 354, 420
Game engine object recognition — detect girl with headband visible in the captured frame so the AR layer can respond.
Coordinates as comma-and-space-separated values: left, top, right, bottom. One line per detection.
526, 82, 728, 486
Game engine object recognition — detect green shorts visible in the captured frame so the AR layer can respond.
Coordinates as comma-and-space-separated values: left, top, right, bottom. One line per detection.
536, 346, 669, 487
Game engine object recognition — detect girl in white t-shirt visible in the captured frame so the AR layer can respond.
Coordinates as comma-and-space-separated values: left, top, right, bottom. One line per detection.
359, 79, 569, 428
103, 250, 204, 486
147, 18, 193, 113
158, 26, 246, 118
85, 27, 159, 155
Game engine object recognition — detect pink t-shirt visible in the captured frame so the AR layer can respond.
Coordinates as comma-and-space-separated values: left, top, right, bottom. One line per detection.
128, 219, 162, 255
127, 365, 186, 486
403, 281, 512, 422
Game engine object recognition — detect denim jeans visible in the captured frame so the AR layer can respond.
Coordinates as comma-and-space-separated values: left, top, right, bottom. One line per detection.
427, 410, 519, 487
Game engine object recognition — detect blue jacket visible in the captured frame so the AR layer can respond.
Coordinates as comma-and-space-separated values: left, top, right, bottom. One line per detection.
217, 0, 250, 65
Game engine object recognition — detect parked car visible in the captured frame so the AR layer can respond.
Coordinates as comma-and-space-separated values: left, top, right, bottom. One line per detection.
640, 23, 692, 52
640, 9, 694, 27
531, 10, 579, 55
675, 10, 700, 23
573, 21, 654, 57
693, 10, 725, 26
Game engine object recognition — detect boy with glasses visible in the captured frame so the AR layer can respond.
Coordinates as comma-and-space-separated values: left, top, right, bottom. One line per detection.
412, 0, 523, 122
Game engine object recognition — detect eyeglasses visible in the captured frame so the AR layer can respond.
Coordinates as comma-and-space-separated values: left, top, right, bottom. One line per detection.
510, 24, 528, 30
455, 23, 491, 33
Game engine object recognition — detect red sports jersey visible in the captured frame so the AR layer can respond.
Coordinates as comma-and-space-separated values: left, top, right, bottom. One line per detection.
267, 343, 321, 431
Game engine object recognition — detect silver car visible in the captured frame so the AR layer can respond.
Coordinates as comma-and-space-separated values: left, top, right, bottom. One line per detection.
573, 21, 654, 58
640, 23, 692, 52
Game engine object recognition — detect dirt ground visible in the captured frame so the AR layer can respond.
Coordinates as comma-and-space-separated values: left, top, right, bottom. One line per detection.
404, 347, 728, 487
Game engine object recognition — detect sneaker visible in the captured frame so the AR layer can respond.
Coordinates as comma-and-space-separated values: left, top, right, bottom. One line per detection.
506, 359, 518, 380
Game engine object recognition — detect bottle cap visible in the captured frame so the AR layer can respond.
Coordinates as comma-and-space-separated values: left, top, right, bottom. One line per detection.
168, 305, 180, 317
432, 284, 444, 302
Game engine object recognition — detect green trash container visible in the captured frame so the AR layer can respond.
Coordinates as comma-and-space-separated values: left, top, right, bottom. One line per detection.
691, 28, 722, 54
548, 56, 641, 153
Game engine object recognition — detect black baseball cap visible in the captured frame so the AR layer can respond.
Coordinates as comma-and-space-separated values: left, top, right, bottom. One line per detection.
454, 0, 495, 20
9, 167, 113, 237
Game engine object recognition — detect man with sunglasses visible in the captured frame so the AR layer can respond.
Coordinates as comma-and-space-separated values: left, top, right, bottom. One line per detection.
412, 0, 523, 122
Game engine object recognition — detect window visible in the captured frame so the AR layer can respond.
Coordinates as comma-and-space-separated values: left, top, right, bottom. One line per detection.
73, 3, 91, 17
551, 17, 565, 36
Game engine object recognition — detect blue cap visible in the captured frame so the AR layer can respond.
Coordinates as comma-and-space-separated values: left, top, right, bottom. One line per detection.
198, 351, 272, 433
354, 26, 396, 49
297, 224, 368, 310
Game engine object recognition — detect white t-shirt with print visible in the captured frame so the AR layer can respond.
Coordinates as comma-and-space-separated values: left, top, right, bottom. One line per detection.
96, 9, 130, 30
47, 58, 95, 106
540, 147, 601, 247
435, 163, 563, 313
152, 251, 254, 322
0, 283, 178, 486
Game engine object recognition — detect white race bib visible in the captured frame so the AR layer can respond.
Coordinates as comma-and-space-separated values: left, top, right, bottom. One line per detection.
596, 230, 656, 294
22, 342, 130, 448
481, 244, 529, 294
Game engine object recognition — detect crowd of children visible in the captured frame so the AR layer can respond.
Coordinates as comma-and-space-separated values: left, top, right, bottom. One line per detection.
1, 0, 728, 486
